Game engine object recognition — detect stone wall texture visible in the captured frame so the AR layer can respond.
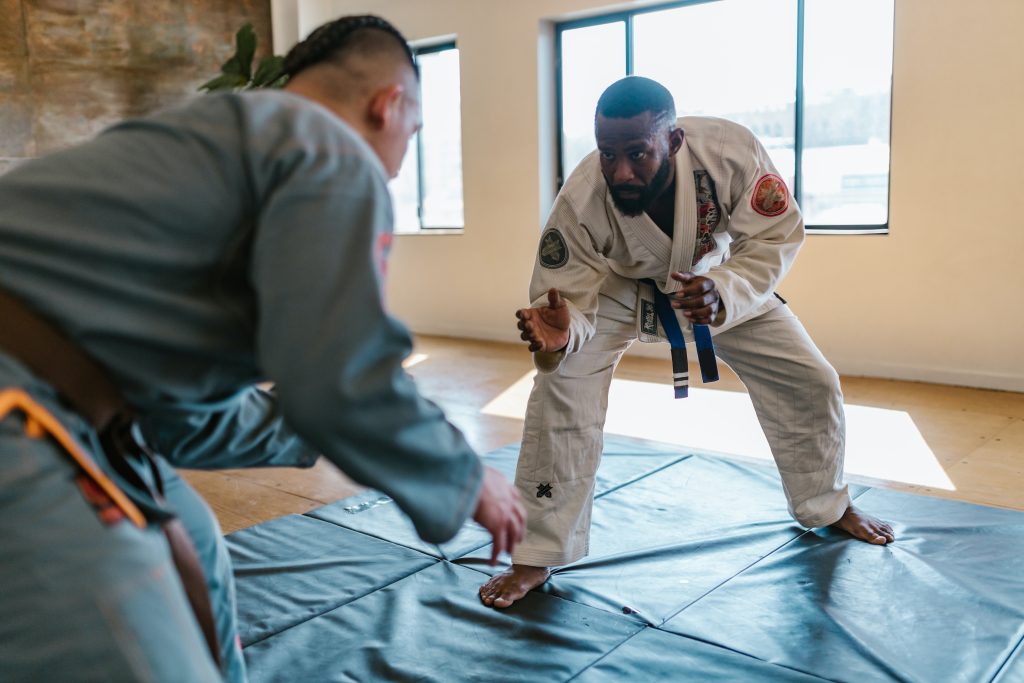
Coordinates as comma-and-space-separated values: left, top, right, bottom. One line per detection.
0, 0, 272, 173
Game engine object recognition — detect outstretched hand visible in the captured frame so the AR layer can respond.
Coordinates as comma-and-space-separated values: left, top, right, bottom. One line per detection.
472, 466, 526, 565
515, 288, 570, 353
670, 272, 720, 325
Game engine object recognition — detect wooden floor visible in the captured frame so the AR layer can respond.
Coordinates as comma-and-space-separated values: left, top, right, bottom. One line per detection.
181, 335, 1024, 534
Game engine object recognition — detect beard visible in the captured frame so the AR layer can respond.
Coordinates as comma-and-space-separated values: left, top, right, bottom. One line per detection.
608, 156, 673, 217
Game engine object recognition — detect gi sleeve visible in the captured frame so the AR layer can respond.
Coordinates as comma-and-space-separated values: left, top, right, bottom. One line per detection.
136, 386, 320, 470
249, 141, 482, 544
707, 133, 804, 326
527, 193, 611, 372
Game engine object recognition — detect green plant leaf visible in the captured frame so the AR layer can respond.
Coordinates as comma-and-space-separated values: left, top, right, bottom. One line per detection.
233, 23, 257, 79
198, 72, 248, 93
251, 55, 285, 88
266, 74, 290, 89
219, 23, 256, 79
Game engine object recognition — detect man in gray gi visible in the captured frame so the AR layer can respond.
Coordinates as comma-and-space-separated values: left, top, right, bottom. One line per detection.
0, 15, 523, 682
479, 76, 894, 609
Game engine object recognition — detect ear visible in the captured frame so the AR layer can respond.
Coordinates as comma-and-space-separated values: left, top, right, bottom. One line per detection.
366, 84, 404, 131
668, 127, 684, 156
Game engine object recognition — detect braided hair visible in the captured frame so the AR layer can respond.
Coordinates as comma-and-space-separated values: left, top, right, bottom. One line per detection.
283, 15, 418, 80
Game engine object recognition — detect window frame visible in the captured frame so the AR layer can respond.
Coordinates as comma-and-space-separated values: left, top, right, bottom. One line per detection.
404, 39, 463, 232
554, 0, 894, 234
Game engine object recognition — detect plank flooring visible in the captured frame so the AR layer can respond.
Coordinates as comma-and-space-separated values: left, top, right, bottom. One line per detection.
181, 336, 1024, 533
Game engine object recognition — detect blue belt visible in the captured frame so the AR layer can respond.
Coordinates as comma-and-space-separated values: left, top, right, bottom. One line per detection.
649, 285, 719, 398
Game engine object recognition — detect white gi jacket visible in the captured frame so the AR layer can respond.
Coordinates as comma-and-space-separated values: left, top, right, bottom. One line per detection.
530, 116, 804, 371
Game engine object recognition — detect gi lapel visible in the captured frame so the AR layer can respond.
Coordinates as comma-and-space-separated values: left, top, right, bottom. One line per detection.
668, 139, 698, 291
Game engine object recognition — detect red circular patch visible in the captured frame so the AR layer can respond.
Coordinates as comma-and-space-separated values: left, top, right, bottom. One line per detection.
751, 173, 789, 217
375, 232, 393, 278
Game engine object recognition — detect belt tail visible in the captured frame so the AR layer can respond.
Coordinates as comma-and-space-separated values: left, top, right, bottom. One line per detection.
692, 324, 719, 383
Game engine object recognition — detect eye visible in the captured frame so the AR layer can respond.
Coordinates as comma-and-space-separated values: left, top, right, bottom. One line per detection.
629, 151, 647, 161
600, 151, 615, 161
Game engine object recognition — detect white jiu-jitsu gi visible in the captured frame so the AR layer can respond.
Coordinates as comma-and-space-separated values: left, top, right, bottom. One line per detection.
514, 116, 851, 568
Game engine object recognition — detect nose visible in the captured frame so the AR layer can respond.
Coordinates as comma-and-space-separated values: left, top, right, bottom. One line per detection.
611, 159, 635, 185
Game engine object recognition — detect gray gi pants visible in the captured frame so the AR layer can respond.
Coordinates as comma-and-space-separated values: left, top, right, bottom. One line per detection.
512, 280, 851, 568
0, 352, 243, 683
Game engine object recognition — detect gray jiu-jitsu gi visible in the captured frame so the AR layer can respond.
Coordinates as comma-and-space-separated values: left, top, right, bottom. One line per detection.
514, 116, 850, 568
0, 90, 482, 681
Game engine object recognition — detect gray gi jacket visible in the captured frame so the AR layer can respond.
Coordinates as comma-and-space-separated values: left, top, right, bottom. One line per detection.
0, 90, 482, 542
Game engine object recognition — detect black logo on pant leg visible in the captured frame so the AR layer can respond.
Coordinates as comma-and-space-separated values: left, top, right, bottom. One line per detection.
536, 482, 553, 498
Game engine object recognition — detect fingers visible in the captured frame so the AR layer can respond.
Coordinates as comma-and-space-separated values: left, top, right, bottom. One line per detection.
672, 292, 716, 309
517, 309, 546, 351
490, 525, 507, 566
681, 305, 716, 325
670, 271, 694, 284
519, 318, 542, 347
547, 288, 564, 309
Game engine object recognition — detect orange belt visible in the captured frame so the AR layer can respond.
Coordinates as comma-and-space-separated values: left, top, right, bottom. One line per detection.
0, 388, 146, 528
0, 286, 221, 667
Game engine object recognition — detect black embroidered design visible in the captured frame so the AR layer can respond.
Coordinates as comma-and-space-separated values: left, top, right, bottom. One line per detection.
536, 483, 553, 498
692, 170, 721, 265
539, 229, 569, 269
641, 299, 658, 336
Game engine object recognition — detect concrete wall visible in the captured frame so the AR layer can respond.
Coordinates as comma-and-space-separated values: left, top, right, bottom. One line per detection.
0, 0, 273, 175
276, 0, 1022, 392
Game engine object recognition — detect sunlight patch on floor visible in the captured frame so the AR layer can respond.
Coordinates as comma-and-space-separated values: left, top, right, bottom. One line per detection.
402, 353, 430, 369
481, 374, 955, 490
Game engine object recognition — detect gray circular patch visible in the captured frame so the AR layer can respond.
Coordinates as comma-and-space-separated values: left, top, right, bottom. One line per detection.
539, 228, 569, 269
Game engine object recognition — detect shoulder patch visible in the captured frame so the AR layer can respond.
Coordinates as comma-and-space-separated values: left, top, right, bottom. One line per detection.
539, 228, 569, 269
751, 173, 789, 217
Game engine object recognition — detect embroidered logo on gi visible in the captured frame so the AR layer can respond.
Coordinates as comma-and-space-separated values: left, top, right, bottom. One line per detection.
539, 229, 569, 269
374, 232, 393, 278
641, 299, 658, 336
536, 482, 553, 498
693, 171, 721, 265
751, 173, 789, 217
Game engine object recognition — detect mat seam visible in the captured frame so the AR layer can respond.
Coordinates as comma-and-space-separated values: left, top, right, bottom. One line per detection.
567, 626, 838, 683
989, 628, 1024, 682
238, 519, 443, 650
300, 509, 473, 561
592, 455, 693, 501
563, 627, 647, 682
241, 559, 441, 650
658, 525, 815, 625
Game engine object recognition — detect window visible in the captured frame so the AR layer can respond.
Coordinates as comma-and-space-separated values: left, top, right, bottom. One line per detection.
391, 42, 464, 232
557, 0, 895, 232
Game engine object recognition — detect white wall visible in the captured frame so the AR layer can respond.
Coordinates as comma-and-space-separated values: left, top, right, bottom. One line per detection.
273, 0, 1024, 392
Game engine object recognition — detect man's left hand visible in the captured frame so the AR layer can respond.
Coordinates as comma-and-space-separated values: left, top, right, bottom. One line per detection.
670, 271, 720, 325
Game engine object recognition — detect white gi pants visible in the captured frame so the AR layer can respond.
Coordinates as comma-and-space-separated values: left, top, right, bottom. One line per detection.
512, 277, 851, 568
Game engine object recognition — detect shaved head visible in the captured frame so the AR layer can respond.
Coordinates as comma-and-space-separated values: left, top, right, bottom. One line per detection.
284, 17, 418, 104
283, 15, 423, 179
596, 76, 676, 134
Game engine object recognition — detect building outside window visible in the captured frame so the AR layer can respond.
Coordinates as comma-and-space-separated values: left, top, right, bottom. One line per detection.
557, 0, 895, 232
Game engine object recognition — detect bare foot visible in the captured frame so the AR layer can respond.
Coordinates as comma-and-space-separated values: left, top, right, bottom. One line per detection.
831, 505, 895, 544
479, 564, 551, 608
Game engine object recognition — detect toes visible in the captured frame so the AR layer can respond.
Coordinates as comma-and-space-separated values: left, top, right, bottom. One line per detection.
492, 596, 513, 609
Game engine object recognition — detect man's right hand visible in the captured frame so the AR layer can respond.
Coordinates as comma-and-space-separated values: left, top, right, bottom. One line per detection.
473, 466, 526, 565
515, 288, 571, 353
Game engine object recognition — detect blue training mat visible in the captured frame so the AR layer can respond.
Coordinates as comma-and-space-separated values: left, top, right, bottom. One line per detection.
229, 435, 1024, 682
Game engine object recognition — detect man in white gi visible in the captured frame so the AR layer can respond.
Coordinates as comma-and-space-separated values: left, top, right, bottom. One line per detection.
0, 16, 523, 682
479, 76, 894, 609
